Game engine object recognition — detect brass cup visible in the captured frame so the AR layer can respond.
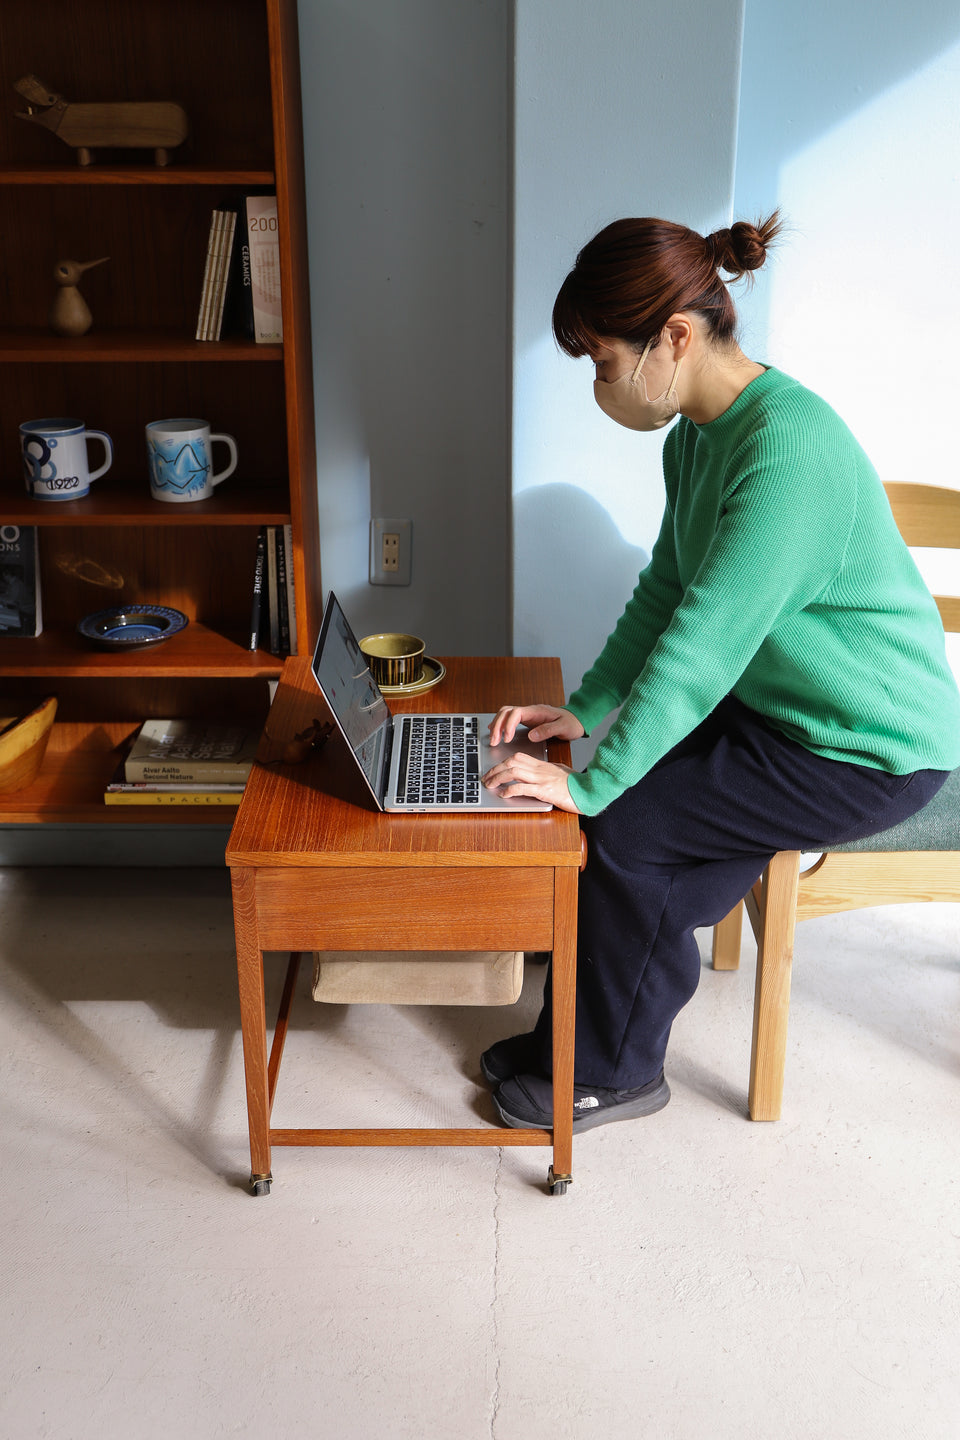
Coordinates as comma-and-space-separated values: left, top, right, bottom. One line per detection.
359, 632, 425, 688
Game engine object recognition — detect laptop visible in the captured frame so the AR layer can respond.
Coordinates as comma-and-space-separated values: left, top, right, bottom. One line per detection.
311, 592, 552, 813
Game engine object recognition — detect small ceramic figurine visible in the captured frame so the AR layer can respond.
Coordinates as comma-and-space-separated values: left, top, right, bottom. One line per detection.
49, 256, 109, 337
14, 75, 189, 167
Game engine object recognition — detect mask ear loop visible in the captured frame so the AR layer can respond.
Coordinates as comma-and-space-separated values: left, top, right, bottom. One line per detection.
630, 339, 655, 384
663, 357, 683, 414
630, 338, 682, 413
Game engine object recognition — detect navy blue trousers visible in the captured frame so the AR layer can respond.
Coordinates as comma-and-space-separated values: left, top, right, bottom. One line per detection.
531, 698, 948, 1089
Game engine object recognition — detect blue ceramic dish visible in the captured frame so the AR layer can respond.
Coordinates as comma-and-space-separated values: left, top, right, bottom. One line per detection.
77, 604, 189, 650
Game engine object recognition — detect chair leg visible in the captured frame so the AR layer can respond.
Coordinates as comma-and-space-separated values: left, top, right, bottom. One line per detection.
712, 902, 743, 970
748, 850, 801, 1121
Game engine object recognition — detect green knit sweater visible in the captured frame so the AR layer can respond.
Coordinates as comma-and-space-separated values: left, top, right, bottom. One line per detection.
565, 367, 960, 816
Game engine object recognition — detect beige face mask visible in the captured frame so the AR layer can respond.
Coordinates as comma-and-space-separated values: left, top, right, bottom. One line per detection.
593, 339, 683, 431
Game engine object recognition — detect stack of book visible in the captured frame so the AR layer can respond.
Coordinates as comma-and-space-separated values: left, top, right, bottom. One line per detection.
195, 194, 282, 344
105, 719, 260, 806
250, 523, 297, 655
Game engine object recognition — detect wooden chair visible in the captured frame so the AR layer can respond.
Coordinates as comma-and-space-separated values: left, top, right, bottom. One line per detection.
713, 482, 960, 1120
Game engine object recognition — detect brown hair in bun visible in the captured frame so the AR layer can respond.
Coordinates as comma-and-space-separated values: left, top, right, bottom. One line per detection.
553, 211, 782, 356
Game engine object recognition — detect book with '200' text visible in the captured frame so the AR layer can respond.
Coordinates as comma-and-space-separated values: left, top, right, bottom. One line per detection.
246, 194, 283, 344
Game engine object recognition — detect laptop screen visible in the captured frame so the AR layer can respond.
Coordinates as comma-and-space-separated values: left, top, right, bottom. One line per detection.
312, 593, 391, 795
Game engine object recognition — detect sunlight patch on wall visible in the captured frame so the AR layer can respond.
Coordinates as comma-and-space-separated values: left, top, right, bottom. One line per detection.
764, 39, 960, 487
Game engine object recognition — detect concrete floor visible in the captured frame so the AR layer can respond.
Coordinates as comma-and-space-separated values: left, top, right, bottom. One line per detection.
0, 865, 957, 1440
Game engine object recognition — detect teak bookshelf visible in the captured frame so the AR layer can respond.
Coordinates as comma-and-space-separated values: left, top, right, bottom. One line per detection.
0, 0, 320, 825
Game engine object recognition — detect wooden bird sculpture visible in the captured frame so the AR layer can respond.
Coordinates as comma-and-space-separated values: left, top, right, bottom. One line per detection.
15, 75, 189, 167
49, 256, 109, 337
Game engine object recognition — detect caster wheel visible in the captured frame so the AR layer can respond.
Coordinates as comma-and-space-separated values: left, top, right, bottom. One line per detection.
547, 1167, 571, 1196
251, 1177, 272, 1197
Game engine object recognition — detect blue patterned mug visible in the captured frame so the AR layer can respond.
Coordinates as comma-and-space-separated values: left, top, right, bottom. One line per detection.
20, 417, 113, 499
145, 418, 238, 503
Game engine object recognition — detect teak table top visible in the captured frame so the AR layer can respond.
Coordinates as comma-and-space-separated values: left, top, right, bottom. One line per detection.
226, 654, 583, 871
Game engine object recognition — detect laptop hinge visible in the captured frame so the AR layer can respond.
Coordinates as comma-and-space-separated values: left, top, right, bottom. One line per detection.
378, 716, 396, 806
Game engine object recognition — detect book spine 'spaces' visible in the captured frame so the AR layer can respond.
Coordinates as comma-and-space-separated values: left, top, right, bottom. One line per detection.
104, 791, 242, 806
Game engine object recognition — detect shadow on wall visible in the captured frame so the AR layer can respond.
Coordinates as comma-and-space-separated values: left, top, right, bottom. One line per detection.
513, 483, 649, 763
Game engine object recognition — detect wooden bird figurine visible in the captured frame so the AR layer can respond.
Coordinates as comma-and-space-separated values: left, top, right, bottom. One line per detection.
15, 75, 189, 167
49, 256, 109, 337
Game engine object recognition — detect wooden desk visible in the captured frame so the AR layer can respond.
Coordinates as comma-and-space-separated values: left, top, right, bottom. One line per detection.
225, 654, 583, 1196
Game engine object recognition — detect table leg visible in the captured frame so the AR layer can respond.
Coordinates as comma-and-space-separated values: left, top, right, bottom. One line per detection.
231, 866, 273, 1192
549, 865, 577, 1194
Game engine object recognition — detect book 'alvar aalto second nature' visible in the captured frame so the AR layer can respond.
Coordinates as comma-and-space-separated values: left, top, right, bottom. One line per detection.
123, 719, 260, 784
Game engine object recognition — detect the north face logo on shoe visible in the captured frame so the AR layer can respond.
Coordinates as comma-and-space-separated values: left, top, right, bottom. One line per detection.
574, 1095, 600, 1110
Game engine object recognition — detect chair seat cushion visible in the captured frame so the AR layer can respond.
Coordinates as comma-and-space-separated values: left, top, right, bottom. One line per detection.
825, 765, 960, 853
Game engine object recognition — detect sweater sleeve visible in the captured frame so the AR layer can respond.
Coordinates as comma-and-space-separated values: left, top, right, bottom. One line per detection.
566, 430, 855, 815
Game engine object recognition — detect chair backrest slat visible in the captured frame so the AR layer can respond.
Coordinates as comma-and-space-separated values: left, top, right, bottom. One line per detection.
884, 482, 960, 547
936, 596, 960, 633
884, 482, 960, 634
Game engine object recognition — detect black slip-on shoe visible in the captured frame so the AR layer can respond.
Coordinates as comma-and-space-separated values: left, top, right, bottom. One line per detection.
480, 1032, 544, 1087
493, 1070, 670, 1133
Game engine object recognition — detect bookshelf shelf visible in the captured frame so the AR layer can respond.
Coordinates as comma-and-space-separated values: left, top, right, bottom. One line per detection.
0, 624, 284, 678
0, 168, 276, 187
0, 484, 292, 527
0, 0, 320, 828
0, 332, 284, 362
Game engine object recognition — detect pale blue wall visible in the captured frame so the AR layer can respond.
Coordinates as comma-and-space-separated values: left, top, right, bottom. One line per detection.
297, 0, 512, 658
734, 0, 960, 222
511, 0, 745, 759
734, 0, 960, 483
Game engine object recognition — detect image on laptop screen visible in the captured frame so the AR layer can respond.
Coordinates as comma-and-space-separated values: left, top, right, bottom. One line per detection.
312, 598, 391, 792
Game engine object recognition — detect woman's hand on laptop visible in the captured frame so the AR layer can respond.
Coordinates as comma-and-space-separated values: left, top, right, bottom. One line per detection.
485, 706, 584, 809
482, 753, 582, 813
487, 705, 585, 746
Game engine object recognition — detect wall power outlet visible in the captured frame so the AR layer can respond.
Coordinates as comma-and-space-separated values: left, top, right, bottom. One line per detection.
369, 517, 412, 586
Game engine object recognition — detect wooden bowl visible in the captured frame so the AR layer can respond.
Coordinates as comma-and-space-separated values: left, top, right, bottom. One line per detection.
0, 695, 57, 792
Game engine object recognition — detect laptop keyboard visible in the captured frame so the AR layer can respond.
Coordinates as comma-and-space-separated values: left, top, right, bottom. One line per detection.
396, 715, 482, 806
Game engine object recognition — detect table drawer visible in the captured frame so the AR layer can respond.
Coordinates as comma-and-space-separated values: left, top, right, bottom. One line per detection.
253, 866, 557, 951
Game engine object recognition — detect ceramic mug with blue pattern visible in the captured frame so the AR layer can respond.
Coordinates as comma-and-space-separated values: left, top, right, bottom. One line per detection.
145, 418, 238, 503
20, 417, 113, 500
